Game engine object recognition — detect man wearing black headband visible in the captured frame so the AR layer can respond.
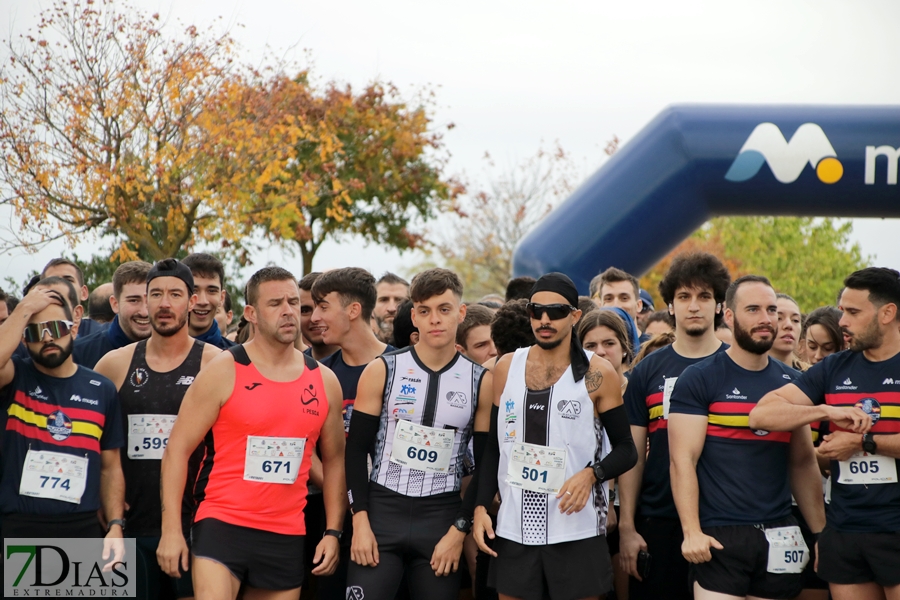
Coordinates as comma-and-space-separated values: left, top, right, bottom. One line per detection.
472, 272, 637, 600
0, 277, 126, 562
93, 258, 222, 600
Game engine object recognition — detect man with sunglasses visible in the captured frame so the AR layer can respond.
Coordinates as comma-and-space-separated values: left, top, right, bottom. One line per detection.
93, 259, 222, 600
472, 272, 637, 600
0, 277, 126, 563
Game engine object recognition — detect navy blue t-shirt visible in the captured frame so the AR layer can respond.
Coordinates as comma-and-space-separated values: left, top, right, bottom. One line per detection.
321, 345, 395, 434
795, 349, 900, 533
1, 357, 124, 515
624, 343, 727, 519
670, 352, 799, 527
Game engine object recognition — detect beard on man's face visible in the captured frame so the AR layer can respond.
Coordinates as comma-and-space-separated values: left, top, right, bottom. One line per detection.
732, 318, 775, 355
28, 336, 74, 369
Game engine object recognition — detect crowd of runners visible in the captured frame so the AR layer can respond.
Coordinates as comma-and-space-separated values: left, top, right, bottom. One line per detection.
1, 251, 898, 600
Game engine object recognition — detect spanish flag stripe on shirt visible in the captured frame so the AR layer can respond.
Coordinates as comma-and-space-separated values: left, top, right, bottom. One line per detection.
6, 416, 101, 452
12, 391, 107, 427
824, 392, 900, 433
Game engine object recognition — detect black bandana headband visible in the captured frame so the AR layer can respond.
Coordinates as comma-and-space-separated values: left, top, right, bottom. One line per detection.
530, 272, 591, 382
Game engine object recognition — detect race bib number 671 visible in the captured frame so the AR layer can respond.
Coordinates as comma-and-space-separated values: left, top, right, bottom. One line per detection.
243, 436, 305, 484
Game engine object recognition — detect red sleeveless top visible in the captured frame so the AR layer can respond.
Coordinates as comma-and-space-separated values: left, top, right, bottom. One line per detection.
193, 346, 327, 534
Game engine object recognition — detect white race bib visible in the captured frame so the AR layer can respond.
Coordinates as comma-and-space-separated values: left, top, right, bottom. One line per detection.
127, 414, 176, 460
390, 420, 455, 473
837, 452, 898, 485
19, 449, 88, 504
506, 442, 568, 494
243, 436, 305, 484
765, 526, 809, 574
662, 377, 677, 419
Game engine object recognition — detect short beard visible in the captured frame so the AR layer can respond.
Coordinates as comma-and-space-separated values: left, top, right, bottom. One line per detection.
28, 337, 74, 369
683, 323, 709, 338
536, 338, 563, 350
848, 319, 883, 353
151, 311, 188, 337
732, 319, 775, 355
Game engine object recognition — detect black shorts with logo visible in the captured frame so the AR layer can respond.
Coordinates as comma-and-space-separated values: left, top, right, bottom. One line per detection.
817, 526, 900, 587
488, 535, 612, 600
692, 518, 803, 600
192, 518, 305, 590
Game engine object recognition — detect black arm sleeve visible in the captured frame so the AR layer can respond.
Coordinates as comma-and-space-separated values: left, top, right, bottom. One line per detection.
345, 409, 380, 514
456, 431, 489, 522
595, 404, 638, 480
475, 405, 501, 509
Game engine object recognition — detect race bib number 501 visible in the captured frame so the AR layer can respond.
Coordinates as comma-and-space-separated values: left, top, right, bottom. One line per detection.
506, 442, 567, 494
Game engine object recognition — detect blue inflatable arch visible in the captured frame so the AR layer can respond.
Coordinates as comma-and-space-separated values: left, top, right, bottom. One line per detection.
512, 104, 900, 293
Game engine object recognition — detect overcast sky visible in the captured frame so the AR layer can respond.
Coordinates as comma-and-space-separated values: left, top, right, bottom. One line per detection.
2, 0, 899, 292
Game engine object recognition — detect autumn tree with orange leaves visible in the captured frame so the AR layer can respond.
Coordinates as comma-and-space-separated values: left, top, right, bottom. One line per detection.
0, 0, 241, 261
212, 71, 462, 274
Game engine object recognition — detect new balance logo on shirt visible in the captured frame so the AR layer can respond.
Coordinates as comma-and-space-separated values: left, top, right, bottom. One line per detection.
176, 376, 195, 386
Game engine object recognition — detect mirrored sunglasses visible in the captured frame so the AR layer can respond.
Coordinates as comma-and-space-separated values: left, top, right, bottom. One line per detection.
23, 320, 74, 343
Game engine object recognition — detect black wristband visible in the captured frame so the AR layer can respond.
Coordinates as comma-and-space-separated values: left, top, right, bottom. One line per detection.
107, 518, 126, 531
323, 529, 343, 541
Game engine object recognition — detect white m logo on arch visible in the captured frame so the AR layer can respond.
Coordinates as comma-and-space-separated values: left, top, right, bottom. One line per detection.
725, 123, 843, 184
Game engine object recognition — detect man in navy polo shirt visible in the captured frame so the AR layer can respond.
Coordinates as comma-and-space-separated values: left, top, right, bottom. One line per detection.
752, 267, 900, 600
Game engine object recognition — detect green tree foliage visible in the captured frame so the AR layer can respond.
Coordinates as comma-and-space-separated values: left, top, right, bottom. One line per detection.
640, 216, 870, 311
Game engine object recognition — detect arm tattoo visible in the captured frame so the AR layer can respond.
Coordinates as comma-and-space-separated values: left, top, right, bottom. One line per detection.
585, 368, 603, 393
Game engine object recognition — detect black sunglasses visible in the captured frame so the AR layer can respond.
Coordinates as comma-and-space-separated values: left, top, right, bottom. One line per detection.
23, 320, 74, 343
526, 303, 575, 321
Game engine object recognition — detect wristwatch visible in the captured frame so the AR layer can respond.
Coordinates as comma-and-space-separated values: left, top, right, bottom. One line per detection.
453, 517, 471, 534
107, 518, 126, 532
863, 433, 878, 454
592, 462, 606, 483
323, 529, 343, 541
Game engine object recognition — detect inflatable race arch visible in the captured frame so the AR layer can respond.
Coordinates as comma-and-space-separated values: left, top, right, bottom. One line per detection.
512, 104, 900, 293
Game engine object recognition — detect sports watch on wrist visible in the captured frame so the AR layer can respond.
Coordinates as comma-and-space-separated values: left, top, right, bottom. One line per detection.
453, 517, 471, 534
592, 462, 606, 483
863, 433, 878, 454
323, 529, 343, 541
107, 518, 126, 532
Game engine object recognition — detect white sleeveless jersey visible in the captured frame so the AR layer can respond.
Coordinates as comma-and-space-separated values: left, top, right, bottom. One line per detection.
370, 347, 486, 496
496, 347, 607, 545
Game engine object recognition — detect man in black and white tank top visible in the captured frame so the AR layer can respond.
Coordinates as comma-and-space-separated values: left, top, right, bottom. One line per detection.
345, 269, 493, 600
95, 259, 221, 600
473, 272, 638, 600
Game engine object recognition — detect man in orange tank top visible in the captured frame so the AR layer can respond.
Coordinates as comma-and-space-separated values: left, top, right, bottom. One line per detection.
158, 267, 347, 600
